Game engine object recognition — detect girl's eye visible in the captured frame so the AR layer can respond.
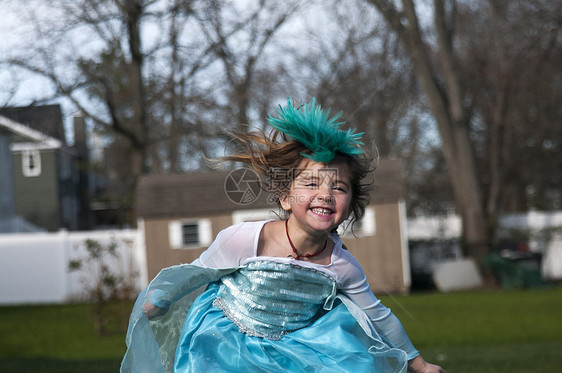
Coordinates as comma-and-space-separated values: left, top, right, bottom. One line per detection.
333, 186, 347, 192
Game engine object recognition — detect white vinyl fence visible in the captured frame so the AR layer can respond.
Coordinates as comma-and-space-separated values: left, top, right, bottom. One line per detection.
0, 229, 147, 305
1, 211, 561, 305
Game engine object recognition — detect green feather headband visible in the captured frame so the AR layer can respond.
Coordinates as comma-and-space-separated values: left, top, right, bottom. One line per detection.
267, 98, 364, 163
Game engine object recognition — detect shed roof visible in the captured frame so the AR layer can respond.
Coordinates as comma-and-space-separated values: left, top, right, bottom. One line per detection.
136, 158, 405, 219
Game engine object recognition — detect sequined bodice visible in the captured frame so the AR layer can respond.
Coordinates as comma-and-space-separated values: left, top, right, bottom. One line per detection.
213, 260, 336, 340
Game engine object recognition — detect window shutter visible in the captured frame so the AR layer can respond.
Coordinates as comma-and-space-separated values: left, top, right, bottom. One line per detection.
362, 207, 376, 236
168, 221, 182, 249
198, 219, 212, 246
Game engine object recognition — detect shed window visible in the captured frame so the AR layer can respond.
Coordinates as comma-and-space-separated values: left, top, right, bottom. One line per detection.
181, 223, 199, 245
339, 207, 376, 238
169, 219, 212, 249
22, 150, 42, 177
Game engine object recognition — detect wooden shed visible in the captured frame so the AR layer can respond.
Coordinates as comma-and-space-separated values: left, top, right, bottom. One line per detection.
136, 158, 411, 294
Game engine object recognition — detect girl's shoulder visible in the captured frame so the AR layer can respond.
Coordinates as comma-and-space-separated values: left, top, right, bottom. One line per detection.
220, 220, 270, 235
329, 234, 366, 283
198, 220, 272, 267
215, 220, 271, 248
329, 233, 357, 262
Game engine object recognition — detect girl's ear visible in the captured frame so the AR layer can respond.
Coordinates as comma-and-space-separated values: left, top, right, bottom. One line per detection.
279, 193, 291, 212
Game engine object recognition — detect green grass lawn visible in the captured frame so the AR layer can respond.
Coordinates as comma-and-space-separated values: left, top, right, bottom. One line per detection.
1, 286, 561, 372
381, 286, 562, 372
0, 303, 128, 372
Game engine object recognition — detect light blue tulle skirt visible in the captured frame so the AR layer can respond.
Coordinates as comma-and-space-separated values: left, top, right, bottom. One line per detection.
120, 263, 407, 373
174, 282, 405, 372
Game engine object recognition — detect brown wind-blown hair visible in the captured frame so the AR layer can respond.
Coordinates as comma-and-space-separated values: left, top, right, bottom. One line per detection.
222, 129, 375, 229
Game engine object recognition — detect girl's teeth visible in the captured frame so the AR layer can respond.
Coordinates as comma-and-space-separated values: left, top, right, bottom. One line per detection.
312, 208, 331, 215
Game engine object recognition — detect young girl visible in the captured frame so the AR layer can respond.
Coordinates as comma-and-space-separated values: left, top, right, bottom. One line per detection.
121, 99, 446, 373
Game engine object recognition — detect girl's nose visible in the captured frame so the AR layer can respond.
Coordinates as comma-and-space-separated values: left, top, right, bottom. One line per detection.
317, 184, 334, 203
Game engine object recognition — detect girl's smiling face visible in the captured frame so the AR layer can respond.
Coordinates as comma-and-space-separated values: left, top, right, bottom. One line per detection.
280, 159, 352, 234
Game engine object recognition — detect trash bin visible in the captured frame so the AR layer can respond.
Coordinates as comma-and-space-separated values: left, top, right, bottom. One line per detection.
483, 252, 543, 289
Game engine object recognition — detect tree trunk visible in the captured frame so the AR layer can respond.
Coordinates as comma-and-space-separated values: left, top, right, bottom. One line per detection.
367, 0, 490, 261
125, 0, 149, 177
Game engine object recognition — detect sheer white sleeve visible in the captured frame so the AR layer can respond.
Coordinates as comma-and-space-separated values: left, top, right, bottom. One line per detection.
336, 252, 419, 360
191, 222, 261, 268
144, 222, 260, 318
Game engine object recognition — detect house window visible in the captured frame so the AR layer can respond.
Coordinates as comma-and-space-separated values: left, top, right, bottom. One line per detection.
22, 150, 42, 177
169, 219, 212, 249
339, 207, 376, 238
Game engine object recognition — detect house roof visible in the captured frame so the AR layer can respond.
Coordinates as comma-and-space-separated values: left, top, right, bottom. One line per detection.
136, 158, 405, 219
0, 104, 66, 145
0, 114, 62, 150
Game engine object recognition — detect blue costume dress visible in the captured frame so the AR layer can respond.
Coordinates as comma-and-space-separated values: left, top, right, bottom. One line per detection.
121, 221, 417, 372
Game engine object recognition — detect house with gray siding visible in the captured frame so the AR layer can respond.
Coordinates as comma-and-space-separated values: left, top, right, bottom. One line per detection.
0, 105, 91, 232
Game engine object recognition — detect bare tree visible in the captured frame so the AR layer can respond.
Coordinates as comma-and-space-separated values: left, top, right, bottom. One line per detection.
0, 0, 155, 225
365, 0, 562, 260
267, 1, 446, 217
3, 0, 151, 176
364, 0, 490, 261
196, 0, 301, 131
1, 0, 303, 224
456, 0, 562, 218
5, 0, 559, 235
